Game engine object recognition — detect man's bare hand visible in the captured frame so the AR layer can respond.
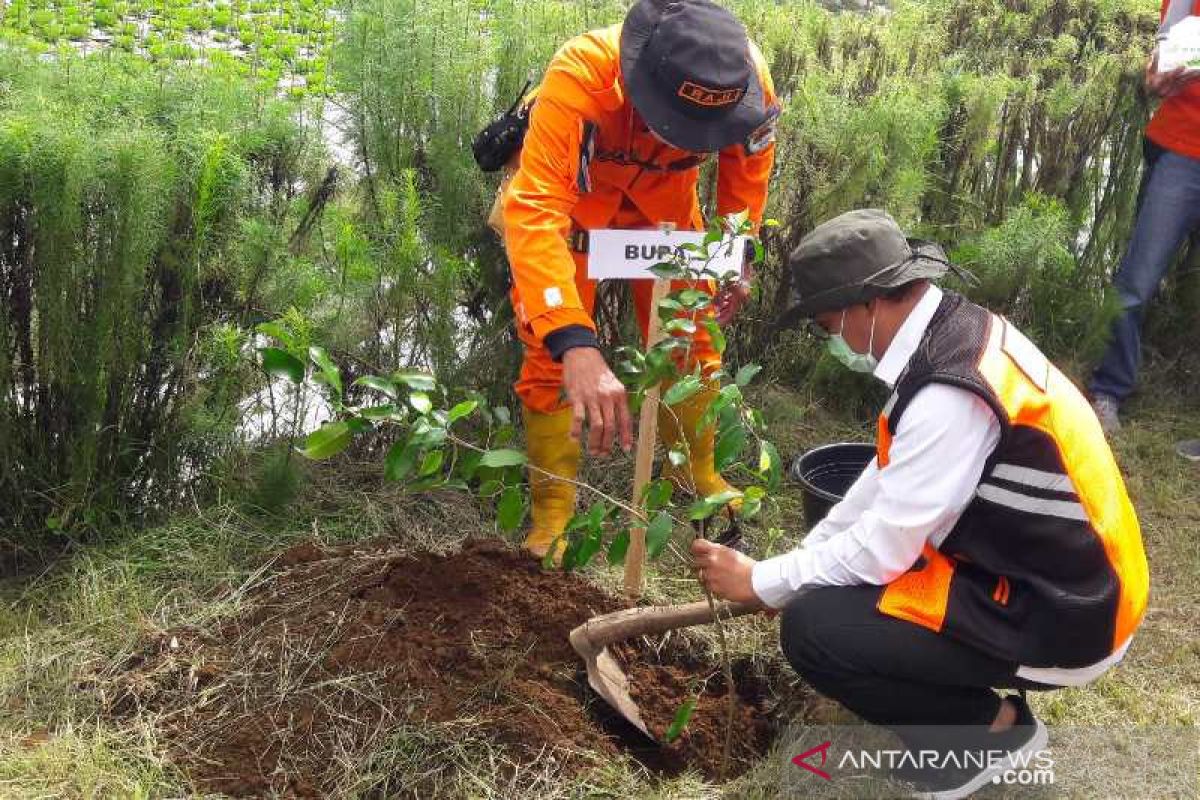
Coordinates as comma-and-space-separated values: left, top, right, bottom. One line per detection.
713, 262, 755, 325
1146, 52, 1200, 98
691, 538, 766, 607
562, 347, 633, 456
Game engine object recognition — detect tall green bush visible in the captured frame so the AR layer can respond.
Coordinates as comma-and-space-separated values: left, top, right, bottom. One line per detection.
0, 52, 323, 544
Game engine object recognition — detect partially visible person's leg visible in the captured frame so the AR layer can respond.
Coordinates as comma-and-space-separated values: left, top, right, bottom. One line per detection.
780, 585, 1053, 797
779, 585, 1042, 731
630, 277, 737, 503
513, 252, 599, 560
1090, 152, 1200, 421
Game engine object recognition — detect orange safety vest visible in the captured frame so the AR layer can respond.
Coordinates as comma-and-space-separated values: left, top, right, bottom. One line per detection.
1146, 0, 1200, 160
500, 23, 779, 348
876, 293, 1149, 668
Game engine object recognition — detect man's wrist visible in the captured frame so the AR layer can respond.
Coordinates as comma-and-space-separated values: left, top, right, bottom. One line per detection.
750, 555, 798, 610
545, 325, 599, 362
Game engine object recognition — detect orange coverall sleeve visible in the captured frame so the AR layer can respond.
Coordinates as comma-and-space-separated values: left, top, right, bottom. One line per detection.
501, 69, 595, 348
715, 45, 779, 228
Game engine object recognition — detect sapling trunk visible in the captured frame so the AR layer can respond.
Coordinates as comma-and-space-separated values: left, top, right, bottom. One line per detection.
696, 517, 737, 780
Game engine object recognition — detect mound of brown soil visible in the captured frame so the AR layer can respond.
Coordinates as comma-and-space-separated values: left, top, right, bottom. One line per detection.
106, 538, 775, 797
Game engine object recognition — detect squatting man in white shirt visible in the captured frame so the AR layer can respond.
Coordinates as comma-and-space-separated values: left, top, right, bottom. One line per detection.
691, 209, 1150, 800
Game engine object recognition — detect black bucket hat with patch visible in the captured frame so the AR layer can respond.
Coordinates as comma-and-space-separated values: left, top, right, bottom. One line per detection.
620, 0, 773, 153
780, 209, 972, 326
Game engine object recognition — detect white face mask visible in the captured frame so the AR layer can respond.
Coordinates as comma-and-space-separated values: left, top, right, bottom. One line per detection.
827, 308, 879, 374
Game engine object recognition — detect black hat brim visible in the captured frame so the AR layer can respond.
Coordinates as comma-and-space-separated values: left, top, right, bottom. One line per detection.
620, 2, 769, 153
779, 241, 956, 326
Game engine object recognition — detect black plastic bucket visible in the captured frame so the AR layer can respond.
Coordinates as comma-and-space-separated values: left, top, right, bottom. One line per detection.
790, 443, 876, 528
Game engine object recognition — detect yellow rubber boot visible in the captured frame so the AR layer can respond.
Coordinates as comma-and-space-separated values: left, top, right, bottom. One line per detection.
658, 379, 742, 509
522, 405, 581, 563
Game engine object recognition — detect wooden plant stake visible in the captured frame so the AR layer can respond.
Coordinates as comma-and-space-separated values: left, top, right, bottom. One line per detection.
623, 223, 673, 601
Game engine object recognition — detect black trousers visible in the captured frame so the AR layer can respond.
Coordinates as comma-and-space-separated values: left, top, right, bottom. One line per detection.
780, 585, 1055, 732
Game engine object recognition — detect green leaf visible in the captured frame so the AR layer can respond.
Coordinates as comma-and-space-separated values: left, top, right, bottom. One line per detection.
298, 421, 352, 460
561, 531, 584, 572
664, 318, 697, 335
759, 441, 783, 493
703, 318, 726, 355
586, 500, 608, 531
477, 478, 503, 499
458, 450, 483, 481
492, 405, 512, 425
719, 383, 744, 404
358, 404, 398, 420
735, 364, 763, 387
564, 511, 589, 535
643, 478, 674, 512
419, 449, 444, 477
353, 375, 398, 398
664, 697, 697, 743
687, 489, 743, 521
739, 485, 767, 521
607, 529, 630, 565
385, 441, 420, 481
649, 262, 684, 279
705, 489, 744, 507
493, 423, 517, 446
715, 426, 748, 472
497, 486, 525, 532
655, 297, 685, 321
393, 370, 436, 392
255, 321, 295, 348
308, 346, 342, 398
408, 392, 433, 415
645, 512, 674, 559
447, 399, 479, 424
677, 288, 711, 309
574, 527, 603, 568
663, 375, 702, 406
409, 418, 447, 448
480, 448, 528, 468
259, 347, 304, 383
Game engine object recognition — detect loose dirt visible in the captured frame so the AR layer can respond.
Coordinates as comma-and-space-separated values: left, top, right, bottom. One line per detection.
105, 538, 776, 796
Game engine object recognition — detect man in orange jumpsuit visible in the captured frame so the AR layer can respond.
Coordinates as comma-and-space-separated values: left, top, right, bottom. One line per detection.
501, 0, 780, 560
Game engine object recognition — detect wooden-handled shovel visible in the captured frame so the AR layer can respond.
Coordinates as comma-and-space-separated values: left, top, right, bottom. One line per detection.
568, 599, 761, 738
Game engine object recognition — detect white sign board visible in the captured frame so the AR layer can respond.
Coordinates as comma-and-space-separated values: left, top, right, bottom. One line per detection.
586, 228, 746, 280
1160, 16, 1200, 73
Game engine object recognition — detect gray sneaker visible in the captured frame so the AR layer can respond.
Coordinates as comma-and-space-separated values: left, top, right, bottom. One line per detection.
1177, 439, 1200, 462
1091, 394, 1121, 435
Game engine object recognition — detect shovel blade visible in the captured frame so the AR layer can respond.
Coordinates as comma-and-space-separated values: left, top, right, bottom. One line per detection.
570, 625, 654, 739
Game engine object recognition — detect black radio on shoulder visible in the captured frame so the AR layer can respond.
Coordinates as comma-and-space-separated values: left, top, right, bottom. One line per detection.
472, 80, 534, 173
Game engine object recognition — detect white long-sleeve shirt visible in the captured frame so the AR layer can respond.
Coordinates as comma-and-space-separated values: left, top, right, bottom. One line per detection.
753, 285, 1132, 686
752, 285, 1002, 607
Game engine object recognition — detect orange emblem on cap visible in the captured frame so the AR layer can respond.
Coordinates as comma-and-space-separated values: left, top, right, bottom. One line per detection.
677, 81, 743, 108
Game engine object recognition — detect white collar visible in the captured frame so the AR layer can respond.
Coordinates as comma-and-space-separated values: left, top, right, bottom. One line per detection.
873, 284, 944, 387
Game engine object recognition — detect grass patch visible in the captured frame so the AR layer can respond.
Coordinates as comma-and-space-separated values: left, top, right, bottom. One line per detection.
0, 384, 1195, 796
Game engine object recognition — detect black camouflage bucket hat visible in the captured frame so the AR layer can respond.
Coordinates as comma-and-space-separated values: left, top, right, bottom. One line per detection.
780, 209, 968, 326
621, 0, 773, 153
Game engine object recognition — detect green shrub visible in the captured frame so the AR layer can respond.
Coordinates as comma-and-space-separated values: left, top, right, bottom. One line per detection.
0, 52, 324, 547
